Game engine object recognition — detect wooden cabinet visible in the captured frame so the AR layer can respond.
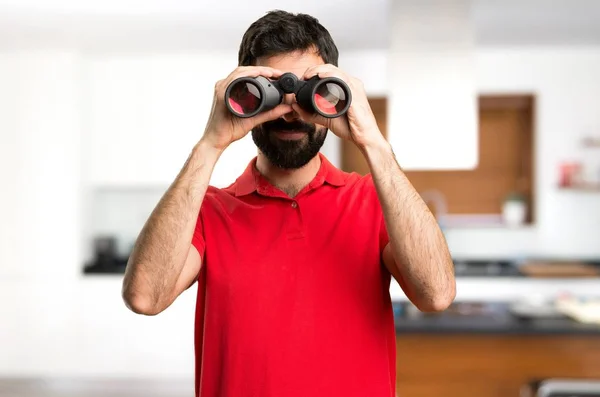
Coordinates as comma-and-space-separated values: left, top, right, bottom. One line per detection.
345, 96, 535, 223
395, 334, 600, 397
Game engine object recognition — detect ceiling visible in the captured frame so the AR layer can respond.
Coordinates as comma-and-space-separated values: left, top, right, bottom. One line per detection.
0, 0, 599, 51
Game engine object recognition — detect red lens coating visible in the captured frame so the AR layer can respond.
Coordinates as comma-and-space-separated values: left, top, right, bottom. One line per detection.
228, 81, 261, 115
313, 82, 347, 115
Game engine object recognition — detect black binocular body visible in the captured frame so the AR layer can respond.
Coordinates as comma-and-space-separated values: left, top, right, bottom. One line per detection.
224, 72, 352, 119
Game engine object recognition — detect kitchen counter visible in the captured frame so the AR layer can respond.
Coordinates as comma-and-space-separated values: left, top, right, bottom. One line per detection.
452, 258, 600, 277
394, 302, 600, 335
395, 328, 600, 397
394, 301, 600, 397
84, 257, 600, 276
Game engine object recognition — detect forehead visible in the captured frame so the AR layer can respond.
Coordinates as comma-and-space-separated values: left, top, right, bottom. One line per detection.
255, 49, 325, 78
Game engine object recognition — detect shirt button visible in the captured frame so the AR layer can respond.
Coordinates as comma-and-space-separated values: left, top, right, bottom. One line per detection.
291, 201, 298, 208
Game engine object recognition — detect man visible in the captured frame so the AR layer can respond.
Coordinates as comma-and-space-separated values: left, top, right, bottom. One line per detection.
122, 10, 455, 397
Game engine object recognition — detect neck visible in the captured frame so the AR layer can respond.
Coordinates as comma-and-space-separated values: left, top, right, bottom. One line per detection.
255, 153, 322, 198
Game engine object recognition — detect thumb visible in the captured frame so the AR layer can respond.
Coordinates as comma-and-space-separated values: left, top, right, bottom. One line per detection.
252, 103, 293, 126
291, 103, 330, 129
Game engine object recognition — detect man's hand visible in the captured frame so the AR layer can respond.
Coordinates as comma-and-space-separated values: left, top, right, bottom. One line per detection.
292, 65, 455, 312
201, 66, 294, 151
290, 64, 385, 150
124, 66, 296, 316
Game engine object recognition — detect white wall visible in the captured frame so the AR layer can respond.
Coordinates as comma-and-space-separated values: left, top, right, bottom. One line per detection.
2, 46, 600, 379
449, 47, 600, 259
348, 47, 600, 259
0, 50, 95, 375
0, 50, 82, 280
387, 0, 479, 170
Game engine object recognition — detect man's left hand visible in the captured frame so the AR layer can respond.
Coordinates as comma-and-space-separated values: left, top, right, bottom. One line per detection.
291, 64, 386, 150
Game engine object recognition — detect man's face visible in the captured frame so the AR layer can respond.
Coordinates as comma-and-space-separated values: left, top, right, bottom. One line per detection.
251, 50, 328, 169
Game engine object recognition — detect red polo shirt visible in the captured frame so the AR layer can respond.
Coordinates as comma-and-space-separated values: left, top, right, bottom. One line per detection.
191, 153, 396, 397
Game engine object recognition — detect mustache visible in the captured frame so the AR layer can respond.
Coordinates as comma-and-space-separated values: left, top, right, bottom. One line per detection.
262, 118, 316, 134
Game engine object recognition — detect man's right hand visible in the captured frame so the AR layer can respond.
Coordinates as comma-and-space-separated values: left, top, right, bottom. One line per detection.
201, 66, 293, 151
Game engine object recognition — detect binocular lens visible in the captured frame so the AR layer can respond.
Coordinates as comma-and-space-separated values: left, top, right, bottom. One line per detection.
313, 82, 348, 116
227, 80, 262, 116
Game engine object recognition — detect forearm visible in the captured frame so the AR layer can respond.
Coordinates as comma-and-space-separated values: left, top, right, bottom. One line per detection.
122, 139, 222, 312
362, 139, 455, 311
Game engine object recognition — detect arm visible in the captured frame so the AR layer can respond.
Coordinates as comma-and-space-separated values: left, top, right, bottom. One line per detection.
363, 140, 456, 312
122, 65, 292, 316
291, 64, 455, 311
122, 140, 222, 315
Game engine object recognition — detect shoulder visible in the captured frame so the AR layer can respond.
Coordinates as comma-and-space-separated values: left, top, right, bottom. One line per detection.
206, 183, 236, 198
327, 162, 375, 189
199, 184, 237, 213
344, 172, 378, 194
327, 171, 381, 213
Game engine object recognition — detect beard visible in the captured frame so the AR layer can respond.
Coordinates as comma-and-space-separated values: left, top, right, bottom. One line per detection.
251, 118, 328, 169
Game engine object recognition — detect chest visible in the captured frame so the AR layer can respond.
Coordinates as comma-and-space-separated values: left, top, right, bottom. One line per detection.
201, 189, 385, 298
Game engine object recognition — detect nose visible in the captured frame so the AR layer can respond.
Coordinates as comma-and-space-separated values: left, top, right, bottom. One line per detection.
281, 93, 299, 122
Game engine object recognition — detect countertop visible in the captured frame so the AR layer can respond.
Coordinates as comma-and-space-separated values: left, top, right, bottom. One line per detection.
451, 259, 600, 278
84, 257, 600, 277
394, 302, 600, 335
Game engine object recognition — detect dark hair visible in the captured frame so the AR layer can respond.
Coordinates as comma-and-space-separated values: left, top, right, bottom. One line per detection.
238, 10, 339, 67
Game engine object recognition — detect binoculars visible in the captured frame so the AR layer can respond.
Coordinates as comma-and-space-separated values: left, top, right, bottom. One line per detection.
225, 72, 352, 119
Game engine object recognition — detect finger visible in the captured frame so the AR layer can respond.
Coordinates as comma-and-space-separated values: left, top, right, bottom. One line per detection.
308, 70, 342, 79
303, 68, 358, 98
226, 66, 284, 84
251, 103, 294, 126
303, 64, 339, 80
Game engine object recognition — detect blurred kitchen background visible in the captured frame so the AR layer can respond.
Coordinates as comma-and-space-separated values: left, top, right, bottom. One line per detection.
2, 0, 600, 396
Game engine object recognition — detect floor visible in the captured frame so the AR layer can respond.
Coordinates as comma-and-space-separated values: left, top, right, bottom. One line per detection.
0, 378, 194, 397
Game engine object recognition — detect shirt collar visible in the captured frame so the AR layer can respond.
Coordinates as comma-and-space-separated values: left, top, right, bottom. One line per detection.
234, 152, 346, 197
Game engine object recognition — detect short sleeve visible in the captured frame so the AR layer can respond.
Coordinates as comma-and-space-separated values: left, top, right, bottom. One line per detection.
364, 174, 390, 253
379, 214, 390, 252
191, 208, 206, 258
